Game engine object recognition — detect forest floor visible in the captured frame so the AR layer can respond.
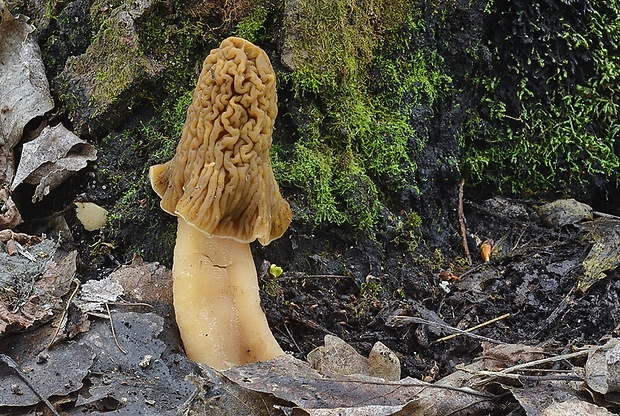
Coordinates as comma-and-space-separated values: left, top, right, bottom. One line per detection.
2, 195, 620, 415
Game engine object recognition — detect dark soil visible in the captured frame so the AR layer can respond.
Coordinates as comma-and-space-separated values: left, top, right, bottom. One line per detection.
259, 197, 620, 384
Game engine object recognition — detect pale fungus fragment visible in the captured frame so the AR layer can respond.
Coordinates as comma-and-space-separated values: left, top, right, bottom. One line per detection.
149, 37, 291, 370
75, 202, 108, 232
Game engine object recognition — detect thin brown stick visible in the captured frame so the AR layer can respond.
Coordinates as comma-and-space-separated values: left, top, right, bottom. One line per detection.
458, 178, 472, 265
275, 272, 354, 280
0, 354, 61, 416
107, 301, 155, 309
46, 278, 81, 350
105, 302, 127, 354
470, 349, 589, 387
437, 313, 510, 342
389, 316, 502, 344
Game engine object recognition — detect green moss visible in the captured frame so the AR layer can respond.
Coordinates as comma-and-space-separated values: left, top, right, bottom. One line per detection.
274, 1, 453, 232
233, 5, 268, 43
461, 1, 620, 197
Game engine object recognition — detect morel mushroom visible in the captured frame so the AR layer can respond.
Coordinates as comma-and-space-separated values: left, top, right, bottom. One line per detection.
150, 37, 291, 370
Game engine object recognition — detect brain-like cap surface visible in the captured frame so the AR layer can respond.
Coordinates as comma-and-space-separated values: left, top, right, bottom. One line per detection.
150, 37, 291, 245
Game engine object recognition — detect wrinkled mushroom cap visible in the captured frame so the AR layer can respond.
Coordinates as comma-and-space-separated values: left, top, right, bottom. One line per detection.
150, 37, 291, 245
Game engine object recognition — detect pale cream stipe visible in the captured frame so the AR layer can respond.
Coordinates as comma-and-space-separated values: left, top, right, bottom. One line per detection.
172, 217, 284, 369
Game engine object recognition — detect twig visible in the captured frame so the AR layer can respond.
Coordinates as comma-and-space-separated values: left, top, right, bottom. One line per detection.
593, 210, 620, 220
324, 374, 497, 399
471, 349, 589, 387
470, 369, 582, 382
278, 321, 302, 353
437, 313, 510, 342
105, 302, 127, 354
458, 178, 472, 265
107, 301, 155, 309
276, 272, 354, 280
0, 354, 61, 416
46, 278, 81, 350
389, 316, 503, 344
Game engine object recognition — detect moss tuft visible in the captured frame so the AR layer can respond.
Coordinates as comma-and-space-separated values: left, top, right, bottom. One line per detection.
274, 0, 453, 232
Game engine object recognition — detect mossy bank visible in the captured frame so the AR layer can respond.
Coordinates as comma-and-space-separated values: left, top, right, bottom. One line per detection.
7, 0, 620, 274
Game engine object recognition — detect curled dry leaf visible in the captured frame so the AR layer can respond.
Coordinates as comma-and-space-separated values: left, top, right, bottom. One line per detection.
0, 186, 21, 229
11, 124, 97, 202
0, 228, 41, 245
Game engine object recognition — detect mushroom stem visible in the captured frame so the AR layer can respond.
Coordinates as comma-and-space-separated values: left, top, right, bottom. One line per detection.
172, 217, 284, 369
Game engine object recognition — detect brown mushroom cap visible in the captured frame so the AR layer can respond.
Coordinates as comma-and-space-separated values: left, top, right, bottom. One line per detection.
150, 37, 291, 245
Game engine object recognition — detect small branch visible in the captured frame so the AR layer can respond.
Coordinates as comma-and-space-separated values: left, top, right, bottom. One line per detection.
325, 374, 497, 399
389, 316, 503, 344
502, 113, 530, 129
46, 278, 81, 350
437, 313, 510, 342
471, 349, 589, 387
458, 178, 472, 265
105, 302, 127, 354
0, 354, 61, 416
107, 301, 155, 309
470, 369, 582, 383
275, 272, 354, 280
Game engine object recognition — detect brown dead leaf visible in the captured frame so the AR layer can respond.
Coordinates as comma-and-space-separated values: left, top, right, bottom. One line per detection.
0, 239, 76, 335
11, 124, 97, 202
482, 341, 546, 371
0, 186, 21, 229
542, 398, 615, 416
108, 256, 173, 306
586, 338, 620, 395
0, 0, 54, 152
184, 354, 495, 415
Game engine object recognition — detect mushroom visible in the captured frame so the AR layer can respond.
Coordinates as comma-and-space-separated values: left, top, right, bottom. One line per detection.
149, 37, 292, 370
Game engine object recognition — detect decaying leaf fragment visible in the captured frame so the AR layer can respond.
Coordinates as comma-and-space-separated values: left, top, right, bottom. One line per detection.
184, 354, 494, 415
0, 239, 76, 335
579, 218, 620, 292
586, 338, 620, 396
11, 124, 97, 202
482, 341, 546, 371
308, 335, 401, 381
535, 199, 593, 229
74, 277, 124, 314
0, 186, 21, 229
0, 0, 54, 152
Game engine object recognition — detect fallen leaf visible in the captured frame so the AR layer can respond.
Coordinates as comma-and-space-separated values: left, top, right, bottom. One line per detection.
107, 257, 173, 307
507, 382, 593, 416
482, 342, 546, 371
542, 398, 615, 415
0, 0, 54, 152
586, 338, 620, 395
74, 277, 124, 314
0, 344, 95, 407
184, 354, 495, 415
75, 201, 108, 231
578, 218, 620, 292
11, 124, 97, 202
535, 199, 593, 229
0, 239, 76, 335
0, 186, 21, 229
